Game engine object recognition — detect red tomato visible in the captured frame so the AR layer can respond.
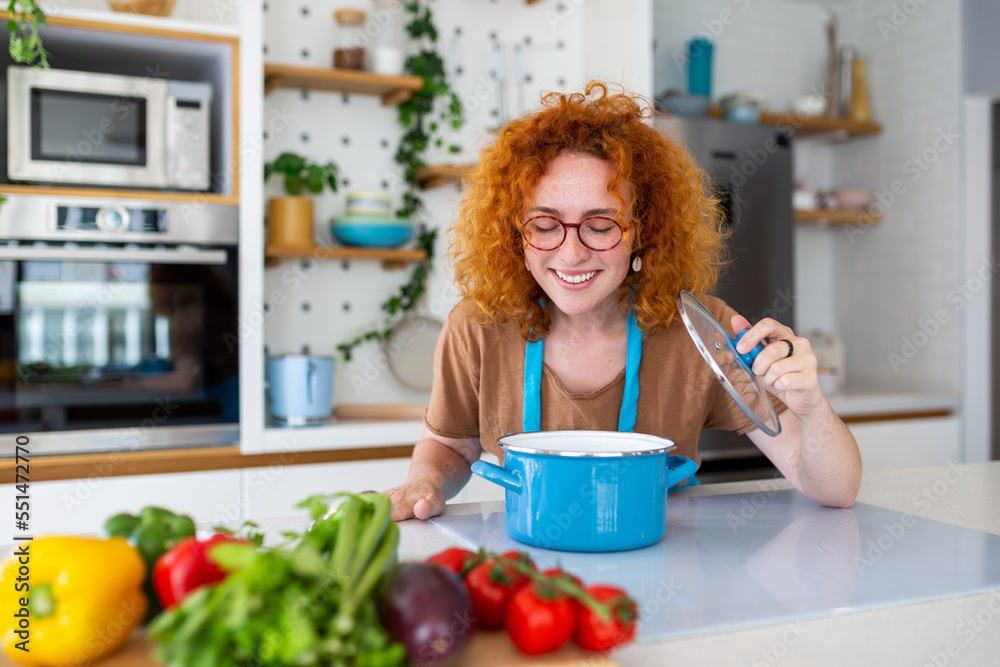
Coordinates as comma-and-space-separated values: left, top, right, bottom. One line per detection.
573, 585, 638, 652
505, 582, 575, 655
464, 558, 523, 629
426, 547, 480, 577
465, 560, 512, 629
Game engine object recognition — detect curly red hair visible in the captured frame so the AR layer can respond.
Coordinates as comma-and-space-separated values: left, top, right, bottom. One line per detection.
449, 81, 728, 340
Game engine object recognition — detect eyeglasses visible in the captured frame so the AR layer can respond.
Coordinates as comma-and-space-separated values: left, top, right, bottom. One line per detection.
521, 215, 625, 251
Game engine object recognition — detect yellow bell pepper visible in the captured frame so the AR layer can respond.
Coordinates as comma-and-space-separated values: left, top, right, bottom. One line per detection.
0, 536, 147, 666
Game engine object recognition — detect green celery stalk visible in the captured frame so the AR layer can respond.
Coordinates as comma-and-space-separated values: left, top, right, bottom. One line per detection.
330, 495, 362, 576
349, 520, 399, 608
347, 494, 392, 582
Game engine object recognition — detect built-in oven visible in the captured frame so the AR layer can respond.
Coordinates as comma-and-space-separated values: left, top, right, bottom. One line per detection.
0, 195, 238, 455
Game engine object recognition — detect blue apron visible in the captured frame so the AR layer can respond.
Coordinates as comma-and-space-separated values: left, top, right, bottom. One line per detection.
523, 310, 642, 432
521, 308, 699, 487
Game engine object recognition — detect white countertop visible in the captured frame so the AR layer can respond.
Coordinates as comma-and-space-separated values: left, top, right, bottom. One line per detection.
397, 461, 1000, 666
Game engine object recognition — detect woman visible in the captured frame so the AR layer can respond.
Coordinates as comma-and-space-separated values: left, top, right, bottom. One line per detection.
385, 82, 862, 521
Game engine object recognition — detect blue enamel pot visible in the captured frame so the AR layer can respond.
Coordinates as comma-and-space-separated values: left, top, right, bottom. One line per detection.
470, 431, 698, 552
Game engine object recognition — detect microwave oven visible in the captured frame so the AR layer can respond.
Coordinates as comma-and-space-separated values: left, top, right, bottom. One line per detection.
6, 66, 212, 191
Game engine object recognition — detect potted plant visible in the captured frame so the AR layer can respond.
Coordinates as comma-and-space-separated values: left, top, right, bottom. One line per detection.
263, 152, 340, 249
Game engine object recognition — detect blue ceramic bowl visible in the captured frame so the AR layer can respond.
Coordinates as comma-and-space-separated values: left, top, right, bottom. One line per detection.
471, 430, 698, 552
331, 215, 414, 248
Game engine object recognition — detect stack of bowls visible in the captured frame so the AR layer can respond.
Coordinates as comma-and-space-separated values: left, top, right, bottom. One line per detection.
331, 191, 414, 248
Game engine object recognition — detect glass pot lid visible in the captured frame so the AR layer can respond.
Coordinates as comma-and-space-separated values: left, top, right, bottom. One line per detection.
676, 291, 782, 437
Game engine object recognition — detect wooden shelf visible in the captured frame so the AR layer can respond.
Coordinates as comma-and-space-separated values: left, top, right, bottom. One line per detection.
265, 244, 426, 269
706, 106, 882, 139
0, 183, 238, 204
0, 444, 416, 483
795, 209, 884, 225
263, 63, 424, 105
414, 164, 473, 189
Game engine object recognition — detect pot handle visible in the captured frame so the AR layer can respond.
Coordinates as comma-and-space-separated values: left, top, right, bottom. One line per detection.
664, 455, 699, 489
470, 460, 523, 494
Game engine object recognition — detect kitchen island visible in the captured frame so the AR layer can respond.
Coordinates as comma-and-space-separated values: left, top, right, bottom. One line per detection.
400, 461, 1000, 667
3, 462, 996, 667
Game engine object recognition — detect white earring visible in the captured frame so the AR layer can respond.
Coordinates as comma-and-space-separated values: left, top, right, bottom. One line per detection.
632, 255, 642, 272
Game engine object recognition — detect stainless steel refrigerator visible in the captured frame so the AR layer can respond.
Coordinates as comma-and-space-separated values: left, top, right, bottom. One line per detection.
655, 115, 795, 482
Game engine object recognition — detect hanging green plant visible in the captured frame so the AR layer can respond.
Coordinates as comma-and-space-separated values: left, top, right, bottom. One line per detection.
6, 0, 49, 68
336, 0, 462, 366
336, 227, 436, 362
394, 0, 463, 217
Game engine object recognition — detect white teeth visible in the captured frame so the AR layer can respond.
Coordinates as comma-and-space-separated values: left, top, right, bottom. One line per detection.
555, 270, 597, 284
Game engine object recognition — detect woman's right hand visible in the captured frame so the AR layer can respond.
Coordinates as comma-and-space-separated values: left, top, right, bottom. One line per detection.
384, 477, 447, 521
382, 431, 480, 521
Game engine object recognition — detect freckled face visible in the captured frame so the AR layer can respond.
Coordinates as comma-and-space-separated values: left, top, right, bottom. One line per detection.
523, 152, 631, 318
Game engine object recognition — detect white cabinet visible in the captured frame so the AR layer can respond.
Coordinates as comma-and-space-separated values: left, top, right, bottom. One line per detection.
849, 416, 961, 472
242, 455, 505, 522
21, 469, 242, 535
242, 459, 412, 521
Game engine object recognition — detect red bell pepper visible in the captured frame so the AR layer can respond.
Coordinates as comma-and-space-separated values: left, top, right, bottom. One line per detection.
153, 533, 243, 609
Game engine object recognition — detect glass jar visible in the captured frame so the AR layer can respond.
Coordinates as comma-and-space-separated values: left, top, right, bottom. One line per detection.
333, 8, 367, 70
369, 0, 406, 76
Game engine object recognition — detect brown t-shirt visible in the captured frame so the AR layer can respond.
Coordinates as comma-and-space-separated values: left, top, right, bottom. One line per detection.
424, 297, 787, 465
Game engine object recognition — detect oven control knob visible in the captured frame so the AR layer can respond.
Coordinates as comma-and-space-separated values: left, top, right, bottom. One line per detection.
96, 206, 130, 234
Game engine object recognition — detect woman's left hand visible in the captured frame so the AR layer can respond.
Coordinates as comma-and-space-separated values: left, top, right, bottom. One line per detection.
730, 315, 823, 419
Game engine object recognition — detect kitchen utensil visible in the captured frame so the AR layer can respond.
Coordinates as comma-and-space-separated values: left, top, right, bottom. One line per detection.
513, 43, 526, 116
471, 430, 697, 552
265, 355, 334, 427
493, 41, 508, 125
330, 215, 414, 247
676, 290, 781, 436
384, 314, 443, 392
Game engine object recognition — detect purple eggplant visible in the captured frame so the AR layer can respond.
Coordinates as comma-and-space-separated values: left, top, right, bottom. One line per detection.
381, 562, 474, 666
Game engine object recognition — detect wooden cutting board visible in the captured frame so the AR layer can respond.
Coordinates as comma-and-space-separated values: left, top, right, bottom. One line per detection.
0, 629, 619, 667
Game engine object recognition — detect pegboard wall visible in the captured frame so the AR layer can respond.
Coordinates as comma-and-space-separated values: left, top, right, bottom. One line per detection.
262, 0, 587, 406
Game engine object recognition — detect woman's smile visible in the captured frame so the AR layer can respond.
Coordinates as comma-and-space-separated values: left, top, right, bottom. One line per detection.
553, 269, 598, 285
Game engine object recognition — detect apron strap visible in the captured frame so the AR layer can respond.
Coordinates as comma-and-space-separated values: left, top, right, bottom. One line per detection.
522, 309, 642, 433
523, 336, 544, 432
618, 310, 642, 433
